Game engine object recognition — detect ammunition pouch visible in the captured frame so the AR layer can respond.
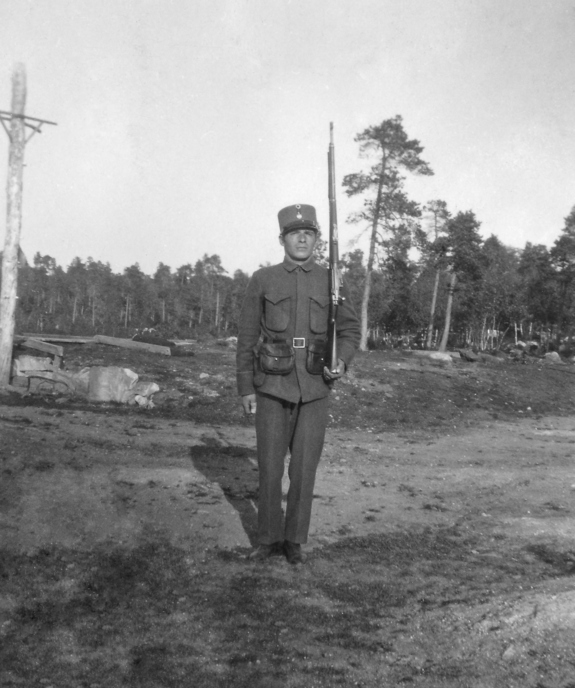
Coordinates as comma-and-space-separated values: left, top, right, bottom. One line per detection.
257, 340, 295, 375
306, 339, 327, 375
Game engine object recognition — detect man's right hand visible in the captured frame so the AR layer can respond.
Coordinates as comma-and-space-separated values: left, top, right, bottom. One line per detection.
241, 394, 257, 415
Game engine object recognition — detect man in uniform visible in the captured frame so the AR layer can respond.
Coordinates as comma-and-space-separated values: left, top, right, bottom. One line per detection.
236, 203, 360, 564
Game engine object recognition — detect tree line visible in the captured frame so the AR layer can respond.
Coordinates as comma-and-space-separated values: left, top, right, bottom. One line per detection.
3, 115, 575, 350
8, 253, 250, 340
339, 115, 575, 352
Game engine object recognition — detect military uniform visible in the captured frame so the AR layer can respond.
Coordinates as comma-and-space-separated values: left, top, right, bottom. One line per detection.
236, 204, 360, 553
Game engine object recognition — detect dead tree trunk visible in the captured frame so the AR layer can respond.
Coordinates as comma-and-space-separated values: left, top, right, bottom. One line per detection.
426, 267, 441, 349
359, 179, 384, 351
0, 65, 26, 386
438, 270, 456, 352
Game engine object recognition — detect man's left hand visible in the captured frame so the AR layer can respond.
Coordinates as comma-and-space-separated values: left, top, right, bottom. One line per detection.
323, 358, 346, 381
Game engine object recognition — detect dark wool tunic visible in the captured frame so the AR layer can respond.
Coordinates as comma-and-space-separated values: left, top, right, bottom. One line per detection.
236, 255, 360, 403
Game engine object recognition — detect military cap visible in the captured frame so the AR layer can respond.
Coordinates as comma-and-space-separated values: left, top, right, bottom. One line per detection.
277, 204, 319, 234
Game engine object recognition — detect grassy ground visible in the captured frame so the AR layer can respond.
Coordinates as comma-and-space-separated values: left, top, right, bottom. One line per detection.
2, 527, 575, 687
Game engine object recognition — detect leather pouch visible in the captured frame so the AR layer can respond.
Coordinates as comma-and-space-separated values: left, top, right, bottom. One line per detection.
306, 340, 327, 375
258, 341, 294, 375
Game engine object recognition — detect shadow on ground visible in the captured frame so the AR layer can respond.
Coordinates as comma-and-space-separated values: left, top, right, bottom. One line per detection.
190, 437, 259, 546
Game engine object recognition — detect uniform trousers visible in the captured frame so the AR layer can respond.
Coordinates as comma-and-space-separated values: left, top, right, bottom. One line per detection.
255, 391, 329, 545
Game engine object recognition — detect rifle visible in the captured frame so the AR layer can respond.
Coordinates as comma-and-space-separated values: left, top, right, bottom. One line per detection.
327, 122, 343, 373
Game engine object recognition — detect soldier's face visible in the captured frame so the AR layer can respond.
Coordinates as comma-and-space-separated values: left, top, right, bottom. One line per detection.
280, 229, 317, 263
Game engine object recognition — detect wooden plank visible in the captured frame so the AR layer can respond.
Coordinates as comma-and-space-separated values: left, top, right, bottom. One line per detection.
20, 334, 94, 343
21, 338, 64, 357
93, 335, 171, 356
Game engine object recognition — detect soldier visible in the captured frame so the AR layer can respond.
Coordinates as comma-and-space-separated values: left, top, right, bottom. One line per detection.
236, 203, 360, 564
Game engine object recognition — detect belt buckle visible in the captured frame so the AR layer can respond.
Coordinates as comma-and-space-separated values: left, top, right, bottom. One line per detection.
292, 338, 305, 348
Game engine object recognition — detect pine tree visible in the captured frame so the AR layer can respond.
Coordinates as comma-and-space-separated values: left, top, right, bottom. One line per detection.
422, 200, 450, 348
343, 115, 433, 350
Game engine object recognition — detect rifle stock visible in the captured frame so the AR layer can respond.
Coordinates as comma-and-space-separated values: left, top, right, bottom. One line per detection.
328, 122, 342, 373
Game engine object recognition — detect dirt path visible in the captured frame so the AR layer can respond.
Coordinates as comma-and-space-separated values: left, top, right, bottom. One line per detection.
2, 404, 575, 553
2, 403, 575, 686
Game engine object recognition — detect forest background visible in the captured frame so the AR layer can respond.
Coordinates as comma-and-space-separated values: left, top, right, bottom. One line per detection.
4, 116, 575, 354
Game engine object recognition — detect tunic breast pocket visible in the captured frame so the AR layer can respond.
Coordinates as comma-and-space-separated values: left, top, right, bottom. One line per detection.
309, 295, 329, 334
264, 294, 291, 332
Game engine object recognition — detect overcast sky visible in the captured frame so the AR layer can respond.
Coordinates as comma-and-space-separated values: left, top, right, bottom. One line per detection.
2, 0, 575, 277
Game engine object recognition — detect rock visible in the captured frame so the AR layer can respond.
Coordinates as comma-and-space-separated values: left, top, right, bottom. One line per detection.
544, 351, 563, 364
427, 352, 452, 364
458, 348, 479, 362
410, 350, 452, 364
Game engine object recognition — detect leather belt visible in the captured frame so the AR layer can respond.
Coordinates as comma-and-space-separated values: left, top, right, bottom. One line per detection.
264, 337, 325, 349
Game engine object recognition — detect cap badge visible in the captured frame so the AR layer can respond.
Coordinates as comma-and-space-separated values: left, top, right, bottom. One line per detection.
296, 211, 302, 220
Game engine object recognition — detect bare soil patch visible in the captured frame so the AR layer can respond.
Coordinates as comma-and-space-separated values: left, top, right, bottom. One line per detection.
1, 343, 575, 687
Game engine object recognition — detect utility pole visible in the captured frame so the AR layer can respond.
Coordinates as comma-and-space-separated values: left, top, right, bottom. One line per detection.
0, 63, 56, 387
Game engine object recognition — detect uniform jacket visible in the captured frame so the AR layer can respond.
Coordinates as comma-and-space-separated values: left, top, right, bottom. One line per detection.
236, 255, 361, 403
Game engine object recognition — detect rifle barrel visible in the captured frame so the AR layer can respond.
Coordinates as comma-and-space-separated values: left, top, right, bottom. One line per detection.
328, 122, 340, 372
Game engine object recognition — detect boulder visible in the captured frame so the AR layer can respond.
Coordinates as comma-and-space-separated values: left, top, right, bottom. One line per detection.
458, 349, 479, 362
544, 351, 563, 364
427, 352, 453, 364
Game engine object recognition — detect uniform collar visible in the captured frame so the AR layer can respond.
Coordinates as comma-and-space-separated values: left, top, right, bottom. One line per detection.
282, 255, 315, 272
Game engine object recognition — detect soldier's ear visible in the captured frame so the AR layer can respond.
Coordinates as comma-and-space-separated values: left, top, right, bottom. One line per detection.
279, 234, 285, 247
